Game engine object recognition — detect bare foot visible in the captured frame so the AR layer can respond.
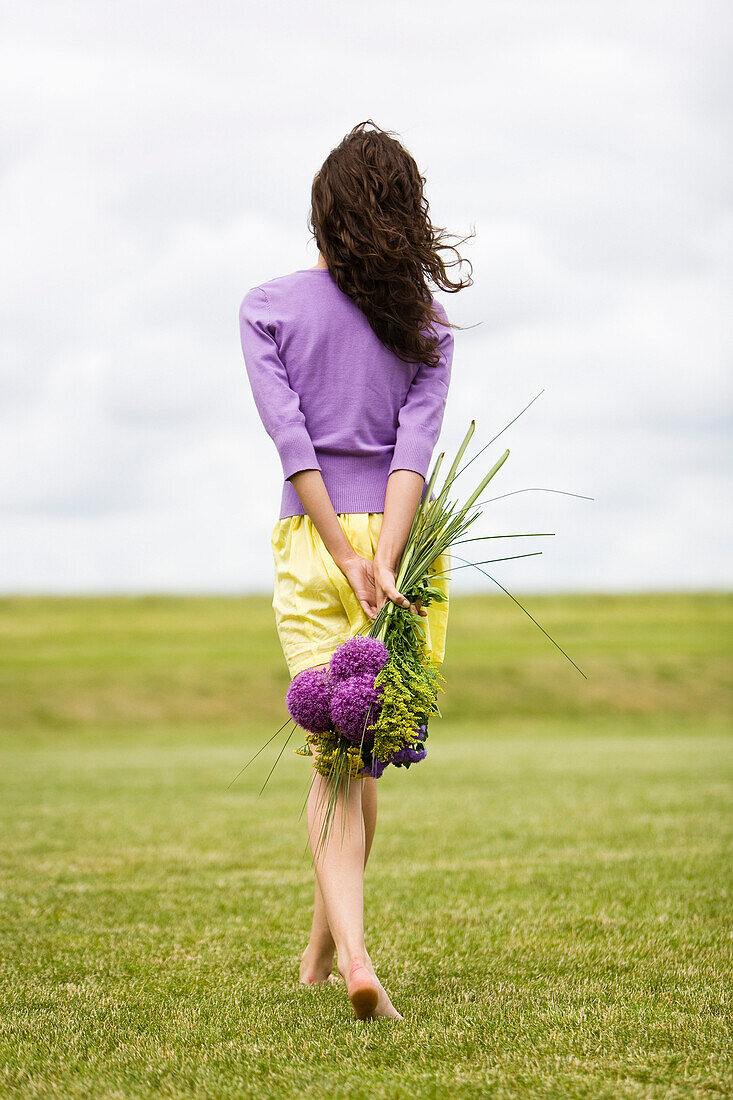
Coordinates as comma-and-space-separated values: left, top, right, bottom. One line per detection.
362, 952, 404, 1020
340, 955, 403, 1020
345, 959, 379, 1019
299, 945, 339, 985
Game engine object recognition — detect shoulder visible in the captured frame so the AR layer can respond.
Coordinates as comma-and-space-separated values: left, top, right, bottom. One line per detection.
239, 283, 268, 320
244, 269, 316, 300
239, 270, 324, 322
430, 297, 450, 328
260, 269, 312, 290
239, 277, 290, 326
429, 299, 453, 358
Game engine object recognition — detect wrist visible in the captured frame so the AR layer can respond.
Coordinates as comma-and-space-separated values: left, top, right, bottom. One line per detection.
374, 548, 401, 572
334, 547, 359, 571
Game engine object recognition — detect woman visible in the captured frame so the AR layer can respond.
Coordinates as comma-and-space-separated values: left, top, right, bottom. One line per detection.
239, 120, 472, 1020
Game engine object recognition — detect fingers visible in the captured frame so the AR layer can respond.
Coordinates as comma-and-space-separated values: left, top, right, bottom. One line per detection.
374, 585, 394, 613
383, 582, 410, 610
374, 585, 428, 617
361, 586, 378, 619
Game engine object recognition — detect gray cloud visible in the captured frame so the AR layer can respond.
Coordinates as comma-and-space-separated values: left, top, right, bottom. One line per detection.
1, 0, 730, 593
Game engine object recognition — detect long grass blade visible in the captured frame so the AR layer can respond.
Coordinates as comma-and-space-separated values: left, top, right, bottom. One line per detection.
452, 532, 555, 544
298, 769, 315, 825
475, 487, 595, 507
430, 551, 543, 576
455, 390, 544, 480
430, 420, 477, 512
258, 722, 296, 796
225, 717, 295, 790
460, 449, 510, 513
449, 552, 587, 678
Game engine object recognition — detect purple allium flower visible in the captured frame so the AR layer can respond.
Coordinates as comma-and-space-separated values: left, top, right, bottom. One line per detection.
286, 666, 332, 733
359, 756, 386, 779
330, 673, 383, 744
391, 743, 424, 770
329, 635, 389, 683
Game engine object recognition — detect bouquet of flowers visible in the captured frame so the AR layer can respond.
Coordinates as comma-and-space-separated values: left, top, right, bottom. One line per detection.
230, 396, 590, 854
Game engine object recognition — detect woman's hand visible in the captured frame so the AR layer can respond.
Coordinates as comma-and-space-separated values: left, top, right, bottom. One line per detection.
340, 555, 379, 620
373, 557, 427, 619
340, 554, 426, 621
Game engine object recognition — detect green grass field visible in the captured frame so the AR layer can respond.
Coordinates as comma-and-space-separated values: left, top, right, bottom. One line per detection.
0, 593, 731, 1099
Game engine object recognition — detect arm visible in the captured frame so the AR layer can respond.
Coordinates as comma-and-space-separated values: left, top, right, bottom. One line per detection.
289, 469, 383, 620
289, 469, 425, 620
239, 291, 386, 615
287, 469, 360, 576
239, 286, 321, 482
373, 470, 427, 616
373, 304, 454, 613
289, 468, 424, 621
384, 303, 453, 483
239, 290, 378, 615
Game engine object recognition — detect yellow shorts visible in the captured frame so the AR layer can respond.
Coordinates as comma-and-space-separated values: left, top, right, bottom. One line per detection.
271, 512, 450, 680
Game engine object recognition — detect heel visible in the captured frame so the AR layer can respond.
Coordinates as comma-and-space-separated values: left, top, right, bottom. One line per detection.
347, 961, 379, 1019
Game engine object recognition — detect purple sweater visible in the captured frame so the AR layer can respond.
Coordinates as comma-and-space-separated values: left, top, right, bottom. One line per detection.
238, 267, 454, 520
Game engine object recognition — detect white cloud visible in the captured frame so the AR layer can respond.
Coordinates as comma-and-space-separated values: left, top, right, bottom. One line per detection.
1, 0, 730, 593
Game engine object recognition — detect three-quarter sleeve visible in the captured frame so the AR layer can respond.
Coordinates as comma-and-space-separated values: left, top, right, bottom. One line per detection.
387, 302, 454, 479
239, 286, 321, 482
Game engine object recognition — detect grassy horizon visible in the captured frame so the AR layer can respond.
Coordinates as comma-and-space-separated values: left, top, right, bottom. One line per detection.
0, 594, 731, 1098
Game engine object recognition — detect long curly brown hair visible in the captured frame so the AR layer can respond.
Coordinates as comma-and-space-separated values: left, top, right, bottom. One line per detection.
307, 120, 474, 368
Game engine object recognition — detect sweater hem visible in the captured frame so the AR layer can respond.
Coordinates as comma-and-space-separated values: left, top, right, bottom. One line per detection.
278, 450, 431, 520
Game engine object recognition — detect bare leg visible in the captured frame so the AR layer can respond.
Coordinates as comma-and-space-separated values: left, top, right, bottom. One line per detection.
299, 880, 338, 984
298, 661, 338, 985
307, 772, 368, 969
362, 776, 377, 863
300, 775, 377, 983
307, 771, 401, 1019
299, 662, 377, 986
297, 663, 401, 1017
352, 778, 402, 1017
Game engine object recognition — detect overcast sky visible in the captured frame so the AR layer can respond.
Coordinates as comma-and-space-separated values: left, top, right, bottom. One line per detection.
1, 0, 730, 594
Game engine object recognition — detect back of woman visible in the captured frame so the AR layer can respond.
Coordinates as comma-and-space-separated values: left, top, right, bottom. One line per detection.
238, 119, 472, 1021
239, 266, 453, 521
